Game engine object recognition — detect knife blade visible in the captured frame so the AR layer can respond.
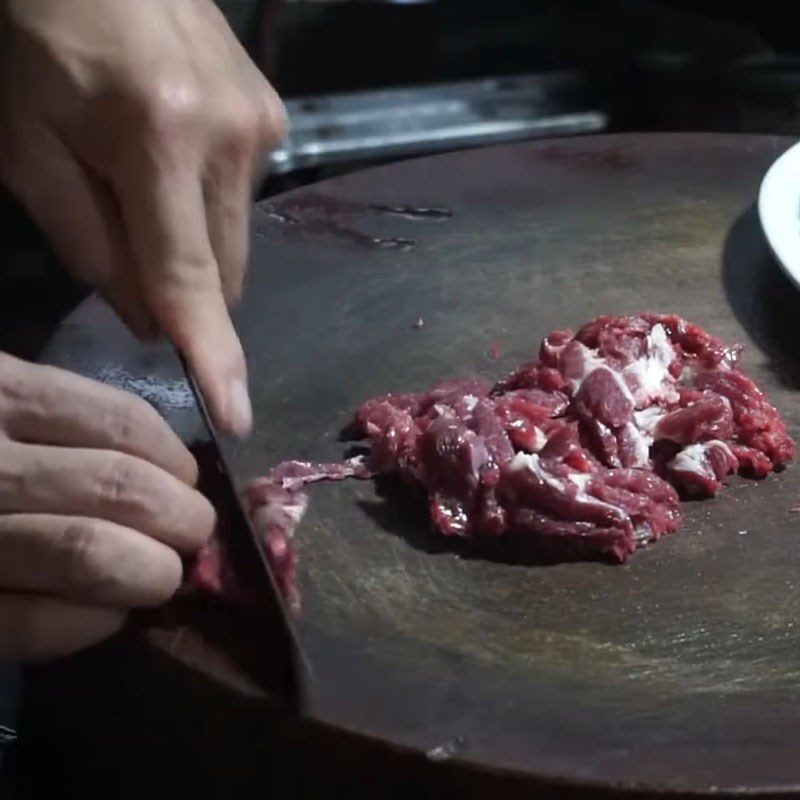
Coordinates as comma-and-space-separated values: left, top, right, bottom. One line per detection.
180, 356, 304, 710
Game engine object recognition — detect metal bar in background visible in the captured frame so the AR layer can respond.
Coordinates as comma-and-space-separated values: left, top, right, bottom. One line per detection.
268, 73, 608, 175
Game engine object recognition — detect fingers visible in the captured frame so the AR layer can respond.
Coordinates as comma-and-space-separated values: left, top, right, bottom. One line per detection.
203, 75, 287, 305
0, 593, 124, 662
0, 514, 181, 608
256, 76, 289, 150
0, 442, 215, 554
244, 67, 288, 193
203, 141, 251, 308
0, 353, 198, 486
115, 156, 252, 437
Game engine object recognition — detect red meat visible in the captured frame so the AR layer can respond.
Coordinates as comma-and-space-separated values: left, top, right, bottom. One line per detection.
351, 313, 794, 562
194, 313, 796, 609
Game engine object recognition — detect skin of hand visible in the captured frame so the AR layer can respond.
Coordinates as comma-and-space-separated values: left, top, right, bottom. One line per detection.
0, 353, 216, 660
0, 0, 288, 437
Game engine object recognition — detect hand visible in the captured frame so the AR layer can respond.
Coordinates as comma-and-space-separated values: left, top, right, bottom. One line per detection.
0, 0, 288, 436
0, 354, 215, 660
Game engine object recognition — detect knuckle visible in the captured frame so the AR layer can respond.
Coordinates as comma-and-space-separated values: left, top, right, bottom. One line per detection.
224, 101, 260, 148
99, 455, 139, 506
58, 520, 109, 592
0, 440, 32, 496
142, 253, 218, 303
110, 395, 160, 447
175, 492, 215, 552
134, 78, 201, 140
1, 449, 30, 500
213, 101, 260, 166
108, 404, 138, 448
262, 91, 288, 145
57, 517, 181, 607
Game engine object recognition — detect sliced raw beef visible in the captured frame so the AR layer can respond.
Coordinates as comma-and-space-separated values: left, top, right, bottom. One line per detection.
351, 313, 794, 562
191, 458, 370, 613
192, 313, 795, 609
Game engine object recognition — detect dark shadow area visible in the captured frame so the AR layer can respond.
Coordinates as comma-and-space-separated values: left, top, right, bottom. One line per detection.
126, 441, 303, 711
127, 594, 285, 690
358, 475, 622, 568
0, 186, 88, 363
357, 476, 452, 556
342, 445, 371, 464
722, 203, 800, 389
337, 423, 362, 443
6, 631, 645, 800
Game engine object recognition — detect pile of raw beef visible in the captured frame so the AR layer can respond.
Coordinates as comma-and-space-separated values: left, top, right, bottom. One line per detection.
192, 314, 795, 610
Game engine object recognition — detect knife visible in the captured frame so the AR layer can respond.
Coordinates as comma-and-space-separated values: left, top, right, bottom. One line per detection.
180, 356, 304, 711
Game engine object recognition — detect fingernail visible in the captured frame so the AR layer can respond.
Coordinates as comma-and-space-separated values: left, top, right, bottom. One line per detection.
228, 377, 253, 438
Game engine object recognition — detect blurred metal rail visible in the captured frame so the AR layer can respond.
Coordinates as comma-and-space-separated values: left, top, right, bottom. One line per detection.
269, 73, 608, 174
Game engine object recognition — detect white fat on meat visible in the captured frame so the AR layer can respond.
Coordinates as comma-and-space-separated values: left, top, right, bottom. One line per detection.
567, 472, 591, 491
510, 452, 563, 490
568, 343, 635, 404
469, 439, 490, 477
252, 492, 309, 538
624, 407, 667, 468
633, 406, 666, 437
567, 342, 607, 392
624, 421, 651, 468
510, 453, 625, 517
679, 363, 696, 386
565, 327, 680, 468
508, 423, 548, 452
634, 523, 653, 544
667, 440, 734, 480
623, 324, 679, 407
463, 394, 479, 412
530, 426, 548, 452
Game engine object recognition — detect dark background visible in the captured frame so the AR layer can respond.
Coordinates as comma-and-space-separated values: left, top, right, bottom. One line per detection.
263, 1, 799, 130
